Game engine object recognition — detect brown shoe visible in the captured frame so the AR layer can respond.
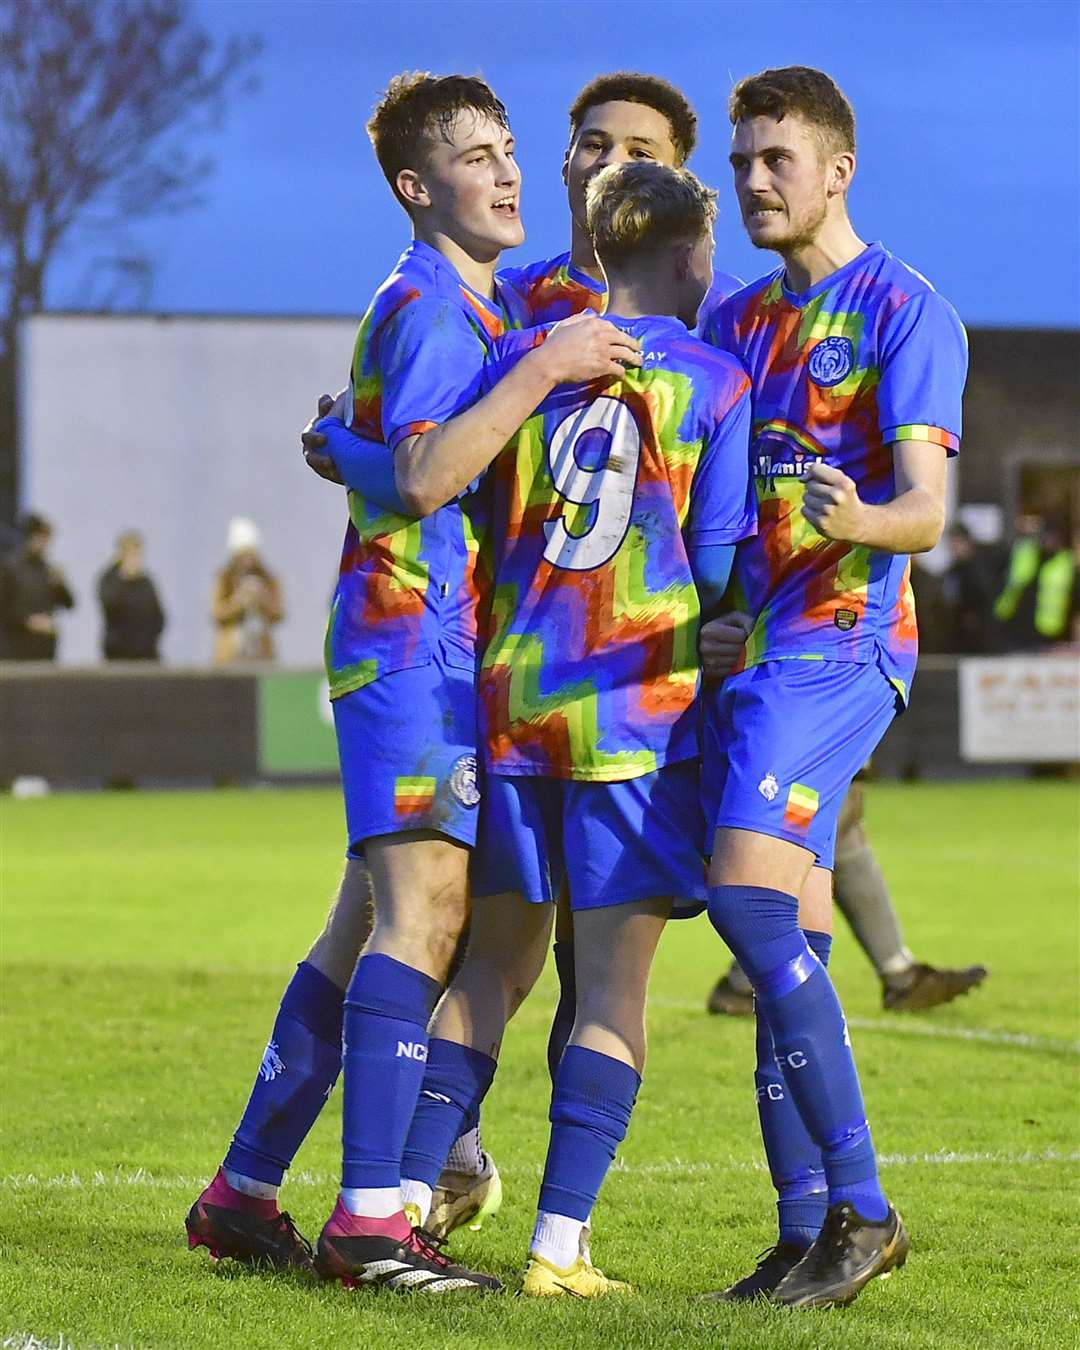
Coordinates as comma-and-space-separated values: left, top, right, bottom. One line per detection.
883, 962, 988, 1012
706, 972, 755, 1017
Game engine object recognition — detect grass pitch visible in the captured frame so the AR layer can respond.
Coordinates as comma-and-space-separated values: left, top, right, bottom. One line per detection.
2, 780, 1078, 1349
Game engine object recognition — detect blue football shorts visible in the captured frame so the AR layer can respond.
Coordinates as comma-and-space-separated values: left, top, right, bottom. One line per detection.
333, 651, 480, 854
469, 759, 707, 914
701, 658, 900, 871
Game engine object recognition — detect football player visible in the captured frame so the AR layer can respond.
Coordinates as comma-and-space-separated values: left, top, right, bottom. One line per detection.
698, 66, 967, 1307
391, 161, 754, 1296
303, 71, 743, 1239
186, 71, 633, 1295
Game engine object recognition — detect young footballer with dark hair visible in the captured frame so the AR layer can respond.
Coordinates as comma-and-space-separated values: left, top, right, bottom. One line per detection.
498, 70, 740, 328
302, 70, 744, 1240
186, 70, 634, 1295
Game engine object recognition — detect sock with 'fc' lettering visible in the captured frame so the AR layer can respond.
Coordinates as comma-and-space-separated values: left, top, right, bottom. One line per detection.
708, 886, 888, 1221
754, 929, 833, 1250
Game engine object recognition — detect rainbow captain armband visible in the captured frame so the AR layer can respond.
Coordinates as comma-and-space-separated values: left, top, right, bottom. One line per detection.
883, 424, 959, 453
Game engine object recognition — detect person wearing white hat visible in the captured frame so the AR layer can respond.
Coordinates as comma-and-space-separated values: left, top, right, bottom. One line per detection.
211, 516, 284, 664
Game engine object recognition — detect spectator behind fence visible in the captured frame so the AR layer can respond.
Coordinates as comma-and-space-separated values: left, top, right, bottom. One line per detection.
907, 559, 951, 654
993, 512, 1079, 650
941, 523, 997, 653
211, 517, 284, 665
0, 513, 75, 660
98, 530, 166, 661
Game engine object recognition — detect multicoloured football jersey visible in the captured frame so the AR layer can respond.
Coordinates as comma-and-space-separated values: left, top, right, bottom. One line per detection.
499, 249, 742, 327
498, 251, 606, 325
478, 315, 755, 781
325, 241, 506, 700
703, 242, 967, 700
695, 269, 748, 334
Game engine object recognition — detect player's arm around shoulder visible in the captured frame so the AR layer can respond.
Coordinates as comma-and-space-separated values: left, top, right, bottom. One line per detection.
393, 313, 643, 518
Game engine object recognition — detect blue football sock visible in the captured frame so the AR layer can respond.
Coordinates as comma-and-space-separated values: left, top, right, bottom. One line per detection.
224, 961, 344, 1186
708, 886, 888, 1221
341, 954, 442, 1192
546, 940, 577, 1085
400, 1039, 497, 1187
539, 1046, 640, 1221
755, 929, 832, 1250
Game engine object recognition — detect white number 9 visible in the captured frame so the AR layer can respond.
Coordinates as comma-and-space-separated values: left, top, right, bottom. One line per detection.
542, 396, 641, 572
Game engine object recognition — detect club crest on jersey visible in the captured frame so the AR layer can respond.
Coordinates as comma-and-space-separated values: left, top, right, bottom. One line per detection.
758, 772, 780, 802
807, 336, 854, 387
448, 754, 480, 808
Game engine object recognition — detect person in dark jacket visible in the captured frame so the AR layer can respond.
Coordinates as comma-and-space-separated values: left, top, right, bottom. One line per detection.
0, 513, 75, 660
941, 522, 997, 653
97, 531, 166, 660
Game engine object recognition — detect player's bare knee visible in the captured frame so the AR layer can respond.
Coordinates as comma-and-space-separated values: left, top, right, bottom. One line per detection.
574, 982, 647, 1042
305, 861, 374, 987
798, 866, 834, 933
710, 827, 814, 895
306, 930, 362, 991
453, 938, 543, 1019
572, 1011, 647, 1073
423, 924, 465, 982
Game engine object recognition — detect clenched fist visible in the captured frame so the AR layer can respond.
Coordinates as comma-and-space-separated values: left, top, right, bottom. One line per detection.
699, 611, 754, 681
801, 462, 868, 544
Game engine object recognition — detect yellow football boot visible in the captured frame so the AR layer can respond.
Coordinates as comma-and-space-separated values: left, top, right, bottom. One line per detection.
521, 1251, 632, 1298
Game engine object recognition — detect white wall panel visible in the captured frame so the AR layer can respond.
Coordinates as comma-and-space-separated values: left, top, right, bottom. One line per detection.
20, 313, 359, 668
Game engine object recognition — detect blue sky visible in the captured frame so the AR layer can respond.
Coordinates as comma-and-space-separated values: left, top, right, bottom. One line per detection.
48, 0, 1080, 327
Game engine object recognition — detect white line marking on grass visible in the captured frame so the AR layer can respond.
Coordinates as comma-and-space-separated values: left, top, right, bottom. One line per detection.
3, 1150, 1076, 1193
652, 999, 1080, 1056
606, 1149, 1080, 1178
847, 1016, 1080, 1056
3, 1339, 134, 1350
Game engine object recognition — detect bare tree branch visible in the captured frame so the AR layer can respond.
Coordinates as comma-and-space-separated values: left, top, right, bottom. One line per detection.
0, 0, 261, 520
0, 0, 261, 352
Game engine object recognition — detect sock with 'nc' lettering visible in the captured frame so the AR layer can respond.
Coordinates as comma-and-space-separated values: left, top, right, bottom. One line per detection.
340, 954, 441, 1211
